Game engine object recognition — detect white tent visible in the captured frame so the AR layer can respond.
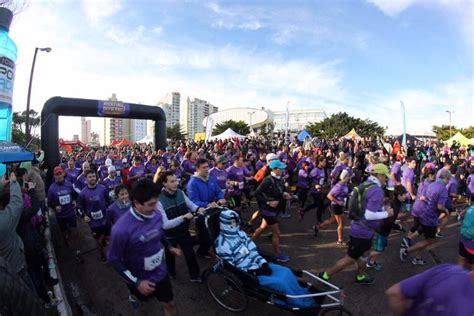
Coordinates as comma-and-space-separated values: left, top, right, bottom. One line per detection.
137, 135, 154, 143
247, 130, 257, 138
209, 128, 246, 141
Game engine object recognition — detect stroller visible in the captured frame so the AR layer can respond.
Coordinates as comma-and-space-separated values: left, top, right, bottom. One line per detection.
201, 207, 352, 315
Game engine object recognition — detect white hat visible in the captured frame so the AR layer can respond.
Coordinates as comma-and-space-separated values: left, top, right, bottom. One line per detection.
122, 158, 128, 163
266, 153, 278, 163
108, 166, 116, 173
105, 158, 112, 166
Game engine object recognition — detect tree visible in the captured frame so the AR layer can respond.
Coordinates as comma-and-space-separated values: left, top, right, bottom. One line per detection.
166, 123, 187, 141
12, 110, 41, 147
212, 120, 250, 136
432, 125, 474, 140
306, 112, 385, 139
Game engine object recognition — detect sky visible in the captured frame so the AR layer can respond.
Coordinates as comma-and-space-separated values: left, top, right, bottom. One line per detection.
7, 0, 474, 139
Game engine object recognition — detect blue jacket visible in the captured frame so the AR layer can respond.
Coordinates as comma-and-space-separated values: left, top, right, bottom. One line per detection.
186, 175, 224, 207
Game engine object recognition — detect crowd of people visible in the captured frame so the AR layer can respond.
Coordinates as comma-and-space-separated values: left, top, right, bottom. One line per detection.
1, 133, 473, 315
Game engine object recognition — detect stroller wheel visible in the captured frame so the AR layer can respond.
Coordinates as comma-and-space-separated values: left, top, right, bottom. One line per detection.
205, 269, 248, 312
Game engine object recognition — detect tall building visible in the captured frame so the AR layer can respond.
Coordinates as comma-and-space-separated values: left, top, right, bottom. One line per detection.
272, 109, 327, 132
80, 117, 91, 143
159, 92, 180, 128
181, 97, 218, 140
130, 119, 147, 142
100, 93, 131, 145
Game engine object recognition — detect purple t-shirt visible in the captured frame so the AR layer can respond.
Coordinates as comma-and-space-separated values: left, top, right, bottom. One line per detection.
328, 182, 349, 205
389, 162, 402, 187
255, 160, 266, 171
400, 264, 474, 316
78, 184, 109, 228
65, 168, 80, 184
209, 167, 228, 191
309, 167, 325, 193
97, 165, 109, 181
445, 177, 458, 210
226, 165, 250, 196
296, 169, 310, 189
401, 167, 415, 191
181, 160, 196, 176
467, 174, 474, 196
145, 163, 159, 176
162, 152, 172, 168
411, 179, 433, 217
47, 180, 76, 219
350, 183, 385, 239
101, 176, 122, 197
106, 202, 130, 226
419, 180, 448, 227
128, 165, 145, 184
108, 208, 168, 284
74, 173, 88, 192
330, 163, 352, 186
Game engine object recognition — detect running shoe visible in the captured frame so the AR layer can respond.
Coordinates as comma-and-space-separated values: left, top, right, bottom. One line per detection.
318, 272, 330, 281
400, 248, 408, 261
336, 241, 347, 247
355, 274, 375, 285
276, 254, 290, 263
435, 232, 444, 238
366, 261, 382, 271
280, 213, 291, 219
45, 298, 62, 309
312, 225, 319, 237
411, 258, 427, 266
129, 294, 140, 309
75, 250, 84, 264
400, 237, 411, 249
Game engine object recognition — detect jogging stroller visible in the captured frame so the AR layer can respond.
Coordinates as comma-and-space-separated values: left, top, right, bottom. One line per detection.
201, 207, 352, 315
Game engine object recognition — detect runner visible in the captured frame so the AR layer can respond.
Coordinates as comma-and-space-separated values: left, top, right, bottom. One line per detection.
106, 184, 130, 227
108, 178, 181, 315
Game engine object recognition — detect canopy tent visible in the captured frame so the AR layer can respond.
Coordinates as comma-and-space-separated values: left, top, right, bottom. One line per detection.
247, 130, 257, 138
297, 129, 311, 142
0, 141, 35, 163
59, 139, 89, 153
209, 128, 245, 141
395, 134, 419, 144
343, 128, 361, 140
110, 139, 120, 146
445, 132, 473, 147
137, 135, 154, 143
118, 138, 131, 146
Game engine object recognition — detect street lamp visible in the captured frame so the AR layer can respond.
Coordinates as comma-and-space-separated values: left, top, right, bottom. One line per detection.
25, 47, 52, 145
247, 111, 255, 132
445, 110, 454, 138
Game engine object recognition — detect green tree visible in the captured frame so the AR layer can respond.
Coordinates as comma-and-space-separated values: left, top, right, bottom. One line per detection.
166, 123, 187, 141
306, 112, 385, 139
11, 110, 41, 147
432, 125, 474, 140
212, 120, 250, 136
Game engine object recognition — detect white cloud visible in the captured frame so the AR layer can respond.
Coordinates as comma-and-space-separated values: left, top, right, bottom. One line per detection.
366, 0, 417, 17
82, 0, 124, 25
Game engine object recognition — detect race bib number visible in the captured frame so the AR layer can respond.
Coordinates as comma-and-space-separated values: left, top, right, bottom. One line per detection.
144, 249, 164, 271
59, 194, 71, 206
90, 210, 104, 220
238, 182, 244, 189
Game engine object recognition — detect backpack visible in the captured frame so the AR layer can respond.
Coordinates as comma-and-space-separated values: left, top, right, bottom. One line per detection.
461, 205, 474, 241
348, 181, 376, 220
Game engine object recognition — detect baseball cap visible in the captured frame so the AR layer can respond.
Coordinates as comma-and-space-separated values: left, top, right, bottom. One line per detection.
266, 153, 278, 163
122, 158, 128, 163
216, 155, 228, 164
53, 166, 64, 175
108, 166, 116, 173
269, 160, 287, 170
372, 163, 390, 178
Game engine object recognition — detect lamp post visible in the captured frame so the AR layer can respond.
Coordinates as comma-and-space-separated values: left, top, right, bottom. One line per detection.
247, 111, 255, 132
25, 47, 52, 145
445, 110, 454, 138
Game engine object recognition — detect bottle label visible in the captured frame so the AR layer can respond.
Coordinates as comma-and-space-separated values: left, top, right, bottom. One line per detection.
0, 56, 14, 104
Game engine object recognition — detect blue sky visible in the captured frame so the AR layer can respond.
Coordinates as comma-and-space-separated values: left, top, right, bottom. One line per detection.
9, 0, 474, 138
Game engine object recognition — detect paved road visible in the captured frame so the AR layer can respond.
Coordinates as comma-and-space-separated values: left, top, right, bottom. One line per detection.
50, 203, 461, 316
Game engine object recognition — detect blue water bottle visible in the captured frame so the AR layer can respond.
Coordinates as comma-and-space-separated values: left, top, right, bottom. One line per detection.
0, 8, 17, 176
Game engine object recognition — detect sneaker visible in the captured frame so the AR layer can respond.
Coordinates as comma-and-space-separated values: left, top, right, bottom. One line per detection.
318, 272, 329, 281
190, 277, 203, 283
366, 261, 382, 271
400, 237, 412, 249
276, 254, 290, 263
336, 241, 347, 247
435, 232, 444, 238
45, 298, 62, 308
355, 274, 375, 285
129, 294, 140, 309
411, 258, 427, 266
299, 209, 305, 221
280, 213, 291, 219
400, 248, 408, 262
312, 225, 319, 237
393, 223, 406, 232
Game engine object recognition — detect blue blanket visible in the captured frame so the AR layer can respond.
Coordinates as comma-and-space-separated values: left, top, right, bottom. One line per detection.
257, 263, 316, 309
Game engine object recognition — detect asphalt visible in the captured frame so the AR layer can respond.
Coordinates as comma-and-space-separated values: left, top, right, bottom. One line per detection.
50, 202, 462, 316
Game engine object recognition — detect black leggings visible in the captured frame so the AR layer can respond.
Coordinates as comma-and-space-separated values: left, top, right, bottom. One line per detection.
302, 192, 327, 222
296, 187, 309, 208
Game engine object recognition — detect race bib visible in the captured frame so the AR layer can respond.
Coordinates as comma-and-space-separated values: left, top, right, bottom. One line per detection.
90, 210, 104, 220
144, 249, 164, 271
109, 191, 115, 199
59, 194, 71, 206
238, 182, 244, 189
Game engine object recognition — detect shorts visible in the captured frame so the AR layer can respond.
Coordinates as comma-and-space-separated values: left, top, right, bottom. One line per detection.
91, 225, 111, 238
347, 236, 372, 260
330, 204, 344, 216
128, 275, 173, 303
373, 233, 388, 253
57, 216, 77, 232
459, 241, 474, 264
262, 215, 279, 226
418, 223, 437, 239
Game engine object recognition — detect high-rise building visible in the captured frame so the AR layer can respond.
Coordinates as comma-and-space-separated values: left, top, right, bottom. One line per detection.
159, 92, 180, 128
130, 119, 147, 142
80, 117, 91, 143
181, 97, 218, 140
